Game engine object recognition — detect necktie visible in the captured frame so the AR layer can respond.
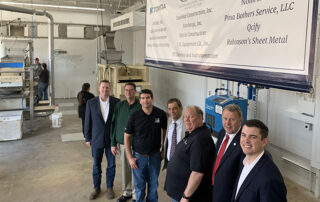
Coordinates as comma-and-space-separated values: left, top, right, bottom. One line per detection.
169, 122, 177, 159
212, 134, 230, 185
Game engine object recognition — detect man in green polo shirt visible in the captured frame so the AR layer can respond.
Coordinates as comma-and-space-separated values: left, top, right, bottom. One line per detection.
111, 82, 141, 202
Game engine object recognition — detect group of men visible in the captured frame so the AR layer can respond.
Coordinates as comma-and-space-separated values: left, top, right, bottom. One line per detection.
85, 80, 167, 202
84, 79, 287, 202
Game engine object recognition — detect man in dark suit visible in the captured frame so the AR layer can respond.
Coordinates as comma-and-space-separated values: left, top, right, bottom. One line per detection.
211, 104, 243, 202
85, 80, 120, 200
232, 119, 287, 202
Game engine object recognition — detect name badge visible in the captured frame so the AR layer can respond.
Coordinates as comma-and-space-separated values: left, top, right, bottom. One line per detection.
155, 118, 160, 123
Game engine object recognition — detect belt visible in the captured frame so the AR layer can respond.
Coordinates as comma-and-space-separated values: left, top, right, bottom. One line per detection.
135, 151, 159, 157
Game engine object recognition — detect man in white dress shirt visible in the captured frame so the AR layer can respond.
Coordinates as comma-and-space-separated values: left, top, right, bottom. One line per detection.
232, 119, 287, 202
85, 80, 120, 200
162, 98, 186, 169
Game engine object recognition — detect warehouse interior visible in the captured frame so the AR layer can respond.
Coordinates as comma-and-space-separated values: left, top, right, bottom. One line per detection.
1, 0, 320, 201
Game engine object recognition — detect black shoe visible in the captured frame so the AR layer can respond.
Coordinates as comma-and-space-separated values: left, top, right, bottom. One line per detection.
132, 200, 136, 202
117, 195, 132, 202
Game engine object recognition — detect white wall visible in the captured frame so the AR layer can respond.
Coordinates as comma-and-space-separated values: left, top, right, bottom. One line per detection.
34, 38, 98, 98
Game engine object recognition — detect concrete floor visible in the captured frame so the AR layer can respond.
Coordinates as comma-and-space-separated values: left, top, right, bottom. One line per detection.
0, 108, 320, 201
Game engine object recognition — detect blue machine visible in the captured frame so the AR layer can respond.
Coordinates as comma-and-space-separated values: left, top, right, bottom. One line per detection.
205, 94, 248, 133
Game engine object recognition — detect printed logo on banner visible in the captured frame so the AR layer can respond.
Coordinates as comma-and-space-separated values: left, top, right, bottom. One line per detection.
150, 4, 166, 14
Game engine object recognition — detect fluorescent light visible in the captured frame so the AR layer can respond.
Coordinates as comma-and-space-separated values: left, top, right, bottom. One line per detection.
0, 2, 105, 11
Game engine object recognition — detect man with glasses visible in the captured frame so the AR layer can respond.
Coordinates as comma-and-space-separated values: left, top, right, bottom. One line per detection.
111, 83, 141, 202
165, 106, 215, 202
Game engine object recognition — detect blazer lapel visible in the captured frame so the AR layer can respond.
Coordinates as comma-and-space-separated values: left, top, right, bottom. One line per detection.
95, 97, 104, 121
232, 158, 245, 200
215, 130, 225, 154
235, 153, 268, 200
106, 97, 113, 123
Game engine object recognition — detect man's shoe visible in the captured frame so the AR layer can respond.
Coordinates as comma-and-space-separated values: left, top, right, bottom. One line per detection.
106, 188, 115, 199
117, 195, 132, 202
89, 189, 101, 200
132, 200, 136, 202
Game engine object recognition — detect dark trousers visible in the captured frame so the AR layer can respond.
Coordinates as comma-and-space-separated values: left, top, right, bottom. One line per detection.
91, 147, 115, 190
80, 117, 85, 137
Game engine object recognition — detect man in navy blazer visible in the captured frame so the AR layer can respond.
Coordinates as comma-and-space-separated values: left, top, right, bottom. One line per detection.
212, 104, 243, 202
232, 119, 287, 202
85, 80, 120, 200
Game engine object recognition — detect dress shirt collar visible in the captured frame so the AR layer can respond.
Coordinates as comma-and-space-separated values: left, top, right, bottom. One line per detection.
226, 126, 241, 137
223, 126, 241, 144
99, 96, 109, 104
243, 150, 265, 166
171, 116, 183, 125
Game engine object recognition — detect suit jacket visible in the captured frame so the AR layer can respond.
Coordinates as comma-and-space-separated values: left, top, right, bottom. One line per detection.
232, 153, 287, 202
212, 128, 243, 202
162, 116, 187, 170
84, 96, 120, 149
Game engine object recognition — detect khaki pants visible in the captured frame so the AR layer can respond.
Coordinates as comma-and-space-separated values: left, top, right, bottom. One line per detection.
120, 144, 135, 198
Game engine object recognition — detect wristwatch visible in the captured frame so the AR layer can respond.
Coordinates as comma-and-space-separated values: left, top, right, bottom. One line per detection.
182, 193, 191, 200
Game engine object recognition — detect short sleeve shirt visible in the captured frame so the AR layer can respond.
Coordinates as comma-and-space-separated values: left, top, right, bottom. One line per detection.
164, 125, 215, 201
125, 106, 167, 154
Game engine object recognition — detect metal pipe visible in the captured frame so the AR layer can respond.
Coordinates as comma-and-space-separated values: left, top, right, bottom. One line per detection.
0, 4, 55, 105
237, 82, 241, 97
247, 85, 253, 100
44, 11, 55, 105
226, 80, 229, 95
315, 169, 320, 198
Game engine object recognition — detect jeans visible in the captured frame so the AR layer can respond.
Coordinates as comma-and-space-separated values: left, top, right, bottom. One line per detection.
91, 147, 115, 189
132, 152, 161, 202
172, 199, 178, 202
38, 81, 48, 100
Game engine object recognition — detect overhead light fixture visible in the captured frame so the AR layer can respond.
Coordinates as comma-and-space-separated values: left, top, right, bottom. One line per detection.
0, 2, 105, 11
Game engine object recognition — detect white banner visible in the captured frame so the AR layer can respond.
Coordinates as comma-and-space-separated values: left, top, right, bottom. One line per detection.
145, 0, 315, 75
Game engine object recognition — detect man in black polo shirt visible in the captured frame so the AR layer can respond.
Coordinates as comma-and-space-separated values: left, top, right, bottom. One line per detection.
124, 89, 167, 202
164, 106, 215, 202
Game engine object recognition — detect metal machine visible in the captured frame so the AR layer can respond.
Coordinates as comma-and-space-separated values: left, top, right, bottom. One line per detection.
97, 63, 152, 100
0, 40, 54, 141
205, 94, 248, 134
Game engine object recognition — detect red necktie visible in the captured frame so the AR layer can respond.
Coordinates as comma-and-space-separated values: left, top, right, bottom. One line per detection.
212, 134, 230, 185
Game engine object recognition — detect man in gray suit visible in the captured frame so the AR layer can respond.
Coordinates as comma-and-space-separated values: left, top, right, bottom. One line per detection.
162, 98, 186, 169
